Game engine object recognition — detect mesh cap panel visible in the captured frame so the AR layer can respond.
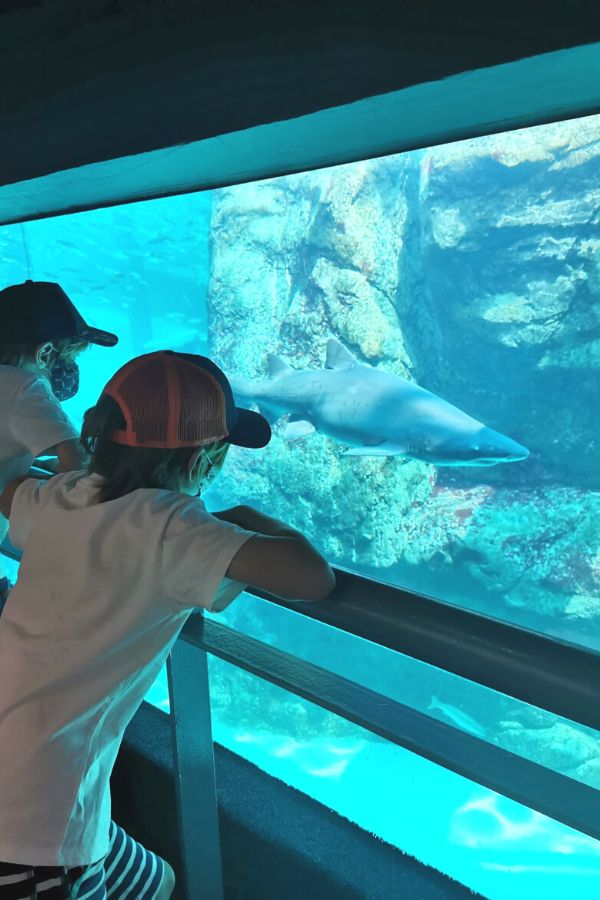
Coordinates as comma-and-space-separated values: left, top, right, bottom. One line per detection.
103, 351, 234, 449
177, 360, 229, 445
115, 357, 171, 445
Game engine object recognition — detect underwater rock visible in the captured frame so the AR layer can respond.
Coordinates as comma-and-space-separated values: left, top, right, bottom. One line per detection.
209, 161, 412, 374
496, 721, 600, 787
208, 162, 434, 570
409, 117, 600, 489
457, 488, 600, 620
400, 485, 600, 638
210, 435, 434, 570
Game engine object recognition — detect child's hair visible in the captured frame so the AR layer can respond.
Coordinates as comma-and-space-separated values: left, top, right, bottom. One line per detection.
81, 394, 228, 503
0, 337, 89, 368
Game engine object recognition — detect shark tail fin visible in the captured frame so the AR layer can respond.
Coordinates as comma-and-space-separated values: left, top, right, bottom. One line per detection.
326, 338, 360, 370
229, 374, 280, 426
267, 354, 292, 379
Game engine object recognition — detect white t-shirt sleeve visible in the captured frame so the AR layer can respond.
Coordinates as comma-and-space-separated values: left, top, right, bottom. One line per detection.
9, 375, 78, 459
8, 478, 47, 550
161, 500, 255, 612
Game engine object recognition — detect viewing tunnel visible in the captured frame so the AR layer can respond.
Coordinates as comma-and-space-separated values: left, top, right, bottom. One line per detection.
1, 3, 600, 898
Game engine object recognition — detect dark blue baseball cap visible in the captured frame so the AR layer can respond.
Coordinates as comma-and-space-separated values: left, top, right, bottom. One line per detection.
0, 280, 118, 347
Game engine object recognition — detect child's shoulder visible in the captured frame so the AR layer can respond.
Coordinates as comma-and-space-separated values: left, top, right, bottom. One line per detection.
0, 364, 42, 394
147, 490, 214, 530
67, 477, 208, 524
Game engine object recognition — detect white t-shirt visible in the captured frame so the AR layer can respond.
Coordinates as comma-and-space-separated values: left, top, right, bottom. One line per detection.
0, 471, 254, 865
0, 365, 78, 580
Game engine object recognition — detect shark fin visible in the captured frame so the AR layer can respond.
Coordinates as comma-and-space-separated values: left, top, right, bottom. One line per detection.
284, 420, 315, 441
325, 339, 360, 370
267, 354, 292, 379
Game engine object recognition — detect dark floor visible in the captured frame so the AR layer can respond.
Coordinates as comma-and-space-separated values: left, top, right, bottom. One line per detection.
112, 702, 484, 899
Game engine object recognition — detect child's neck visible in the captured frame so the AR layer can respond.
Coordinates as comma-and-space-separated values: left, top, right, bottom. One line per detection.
21, 361, 48, 379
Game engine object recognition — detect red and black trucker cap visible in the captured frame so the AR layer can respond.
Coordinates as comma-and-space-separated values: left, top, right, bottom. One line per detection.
102, 350, 271, 450
0, 280, 118, 347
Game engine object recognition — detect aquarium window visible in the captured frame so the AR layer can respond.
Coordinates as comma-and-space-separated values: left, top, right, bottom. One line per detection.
1, 111, 599, 650
206, 656, 600, 900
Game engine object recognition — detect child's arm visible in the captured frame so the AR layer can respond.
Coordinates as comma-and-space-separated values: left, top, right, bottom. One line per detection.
0, 477, 30, 519
36, 439, 87, 474
214, 505, 335, 602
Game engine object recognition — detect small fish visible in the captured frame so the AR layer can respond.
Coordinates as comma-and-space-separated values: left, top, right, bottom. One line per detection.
428, 695, 487, 738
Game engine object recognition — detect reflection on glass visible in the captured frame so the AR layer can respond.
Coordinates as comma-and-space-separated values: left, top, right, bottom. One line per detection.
207, 658, 600, 900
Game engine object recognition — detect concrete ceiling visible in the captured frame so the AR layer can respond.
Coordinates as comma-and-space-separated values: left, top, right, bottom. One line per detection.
2, 0, 600, 188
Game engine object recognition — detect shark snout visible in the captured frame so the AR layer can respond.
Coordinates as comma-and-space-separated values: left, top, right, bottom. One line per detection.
472, 427, 529, 464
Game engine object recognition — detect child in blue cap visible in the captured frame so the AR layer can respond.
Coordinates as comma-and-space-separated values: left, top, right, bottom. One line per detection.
0, 283, 180, 898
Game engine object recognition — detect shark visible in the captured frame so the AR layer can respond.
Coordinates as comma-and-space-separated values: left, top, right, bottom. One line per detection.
229, 339, 529, 467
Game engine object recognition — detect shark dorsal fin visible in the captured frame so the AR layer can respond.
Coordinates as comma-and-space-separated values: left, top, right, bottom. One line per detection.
267, 354, 292, 379
325, 339, 360, 370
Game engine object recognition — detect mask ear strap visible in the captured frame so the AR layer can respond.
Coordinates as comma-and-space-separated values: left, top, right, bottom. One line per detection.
36, 342, 56, 371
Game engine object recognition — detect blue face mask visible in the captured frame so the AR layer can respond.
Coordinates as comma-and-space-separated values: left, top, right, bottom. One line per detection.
49, 357, 80, 401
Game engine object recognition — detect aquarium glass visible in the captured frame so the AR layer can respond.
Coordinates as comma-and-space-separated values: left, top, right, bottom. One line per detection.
208, 658, 600, 900
2, 114, 599, 649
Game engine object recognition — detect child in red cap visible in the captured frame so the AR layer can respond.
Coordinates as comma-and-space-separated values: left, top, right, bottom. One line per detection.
0, 350, 335, 897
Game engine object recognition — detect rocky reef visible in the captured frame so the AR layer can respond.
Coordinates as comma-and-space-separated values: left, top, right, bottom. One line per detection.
206, 114, 600, 657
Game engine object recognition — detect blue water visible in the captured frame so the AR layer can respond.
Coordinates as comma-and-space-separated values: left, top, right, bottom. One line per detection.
2, 112, 600, 897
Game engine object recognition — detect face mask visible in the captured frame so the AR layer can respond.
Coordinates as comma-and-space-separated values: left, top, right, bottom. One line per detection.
49, 357, 80, 401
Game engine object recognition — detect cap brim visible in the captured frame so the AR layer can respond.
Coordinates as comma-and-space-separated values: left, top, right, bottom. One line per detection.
80, 326, 119, 347
227, 408, 272, 449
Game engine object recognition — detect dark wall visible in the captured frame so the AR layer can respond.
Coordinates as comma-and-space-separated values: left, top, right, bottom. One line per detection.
2, 0, 600, 186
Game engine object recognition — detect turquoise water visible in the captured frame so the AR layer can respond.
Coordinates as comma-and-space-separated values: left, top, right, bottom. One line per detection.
2, 112, 600, 897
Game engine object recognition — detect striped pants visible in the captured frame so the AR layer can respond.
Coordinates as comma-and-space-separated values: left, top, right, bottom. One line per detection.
0, 821, 169, 900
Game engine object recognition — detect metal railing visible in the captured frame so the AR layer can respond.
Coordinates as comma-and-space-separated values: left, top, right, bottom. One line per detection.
2, 544, 600, 899
256, 569, 600, 732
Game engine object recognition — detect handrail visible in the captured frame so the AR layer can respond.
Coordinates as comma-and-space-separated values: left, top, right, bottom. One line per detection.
184, 615, 600, 843
2, 545, 599, 732
235, 568, 600, 734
